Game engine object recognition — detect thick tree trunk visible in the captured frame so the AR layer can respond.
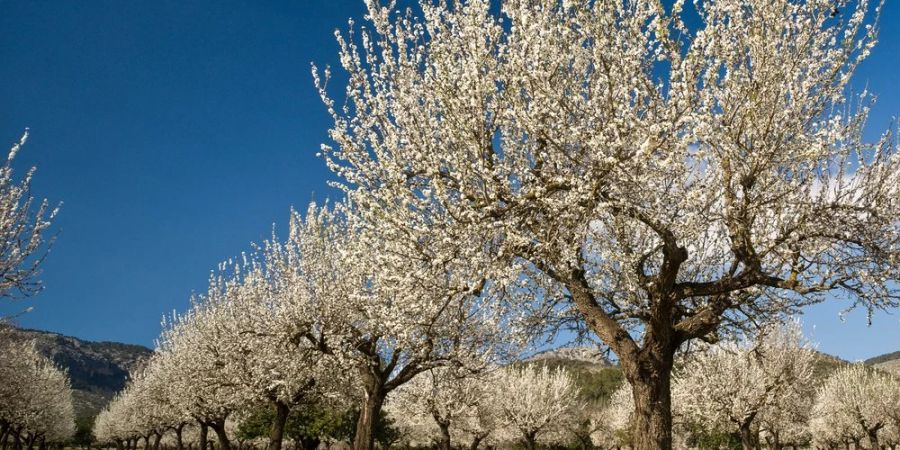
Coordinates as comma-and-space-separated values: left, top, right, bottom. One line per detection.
209, 421, 231, 450
267, 402, 290, 450
628, 361, 674, 450
199, 423, 209, 450
153, 433, 162, 450
352, 386, 386, 450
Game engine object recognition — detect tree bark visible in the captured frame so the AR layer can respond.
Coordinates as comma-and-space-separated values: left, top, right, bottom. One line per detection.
468, 435, 485, 450
628, 354, 675, 450
522, 431, 537, 450
352, 385, 386, 450
436, 421, 451, 450
198, 422, 209, 450
208, 421, 231, 450
739, 423, 755, 450
867, 428, 881, 450
267, 402, 290, 450
175, 424, 185, 450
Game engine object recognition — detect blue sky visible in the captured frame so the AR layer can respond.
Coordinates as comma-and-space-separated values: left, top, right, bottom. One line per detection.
0, 0, 897, 360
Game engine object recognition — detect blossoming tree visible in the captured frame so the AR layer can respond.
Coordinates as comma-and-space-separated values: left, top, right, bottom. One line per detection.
313, 0, 900, 449
812, 364, 899, 450
672, 323, 817, 450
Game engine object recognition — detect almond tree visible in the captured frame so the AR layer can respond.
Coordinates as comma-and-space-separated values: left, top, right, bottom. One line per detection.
0, 334, 75, 450
490, 365, 580, 450
199, 252, 349, 450
813, 364, 896, 450
386, 367, 493, 450
279, 204, 517, 450
0, 131, 58, 302
672, 323, 816, 450
313, 1, 899, 449
156, 300, 252, 450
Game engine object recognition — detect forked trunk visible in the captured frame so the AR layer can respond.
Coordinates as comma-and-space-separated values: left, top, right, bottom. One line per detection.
208, 420, 231, 450
266, 402, 290, 450
522, 431, 537, 450
175, 424, 184, 450
867, 428, 881, 450
436, 420, 451, 450
468, 435, 485, 450
352, 386, 386, 450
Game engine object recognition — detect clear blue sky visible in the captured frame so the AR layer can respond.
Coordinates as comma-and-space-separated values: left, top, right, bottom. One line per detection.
0, 1, 897, 360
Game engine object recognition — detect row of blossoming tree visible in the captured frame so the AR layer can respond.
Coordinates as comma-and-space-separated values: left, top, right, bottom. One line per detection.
104, 0, 900, 448
388, 323, 900, 450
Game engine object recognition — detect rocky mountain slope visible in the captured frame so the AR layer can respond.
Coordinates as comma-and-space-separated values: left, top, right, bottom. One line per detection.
0, 326, 153, 420
866, 350, 900, 374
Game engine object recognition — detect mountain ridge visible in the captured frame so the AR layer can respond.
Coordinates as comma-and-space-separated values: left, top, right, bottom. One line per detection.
0, 326, 153, 420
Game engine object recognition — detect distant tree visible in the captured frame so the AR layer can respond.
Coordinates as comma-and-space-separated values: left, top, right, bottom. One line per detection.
491, 365, 580, 450
672, 323, 817, 450
0, 332, 75, 450
313, 1, 900, 449
812, 365, 898, 450
0, 131, 58, 302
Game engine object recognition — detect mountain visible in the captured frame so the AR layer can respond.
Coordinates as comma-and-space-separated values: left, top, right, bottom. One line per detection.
865, 350, 900, 374
0, 326, 153, 420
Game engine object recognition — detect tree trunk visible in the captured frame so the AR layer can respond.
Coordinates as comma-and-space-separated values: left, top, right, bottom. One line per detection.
209, 420, 231, 450
175, 425, 184, 450
199, 423, 209, 450
436, 421, 451, 450
739, 423, 755, 450
628, 359, 674, 450
468, 435, 485, 450
267, 402, 290, 450
300, 437, 320, 450
522, 432, 537, 450
352, 386, 386, 450
867, 428, 880, 450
